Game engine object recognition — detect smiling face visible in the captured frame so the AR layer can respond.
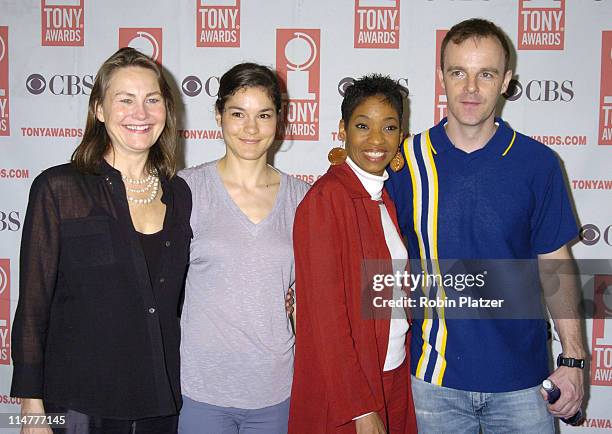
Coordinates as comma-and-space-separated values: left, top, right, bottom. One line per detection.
339, 95, 401, 176
216, 86, 278, 162
96, 66, 166, 158
439, 36, 512, 131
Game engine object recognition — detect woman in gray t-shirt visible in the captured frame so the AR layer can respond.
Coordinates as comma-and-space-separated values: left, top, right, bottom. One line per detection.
178, 63, 309, 434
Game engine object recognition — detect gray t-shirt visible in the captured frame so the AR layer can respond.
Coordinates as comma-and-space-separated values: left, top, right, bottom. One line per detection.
179, 161, 310, 409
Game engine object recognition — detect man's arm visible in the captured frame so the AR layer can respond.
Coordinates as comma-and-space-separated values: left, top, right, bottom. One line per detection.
538, 244, 586, 419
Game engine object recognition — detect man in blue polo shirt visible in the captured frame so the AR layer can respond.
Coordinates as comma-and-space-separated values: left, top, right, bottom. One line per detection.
387, 18, 585, 432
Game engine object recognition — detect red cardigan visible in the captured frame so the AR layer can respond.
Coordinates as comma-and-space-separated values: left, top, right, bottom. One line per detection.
289, 163, 417, 434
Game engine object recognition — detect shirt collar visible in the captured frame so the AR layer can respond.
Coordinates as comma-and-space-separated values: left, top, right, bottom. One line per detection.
346, 156, 388, 201
429, 117, 514, 156
98, 159, 122, 177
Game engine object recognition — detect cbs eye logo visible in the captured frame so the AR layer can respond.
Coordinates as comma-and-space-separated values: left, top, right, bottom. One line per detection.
182, 76, 203, 97
580, 224, 612, 247
26, 74, 46, 95
180, 75, 220, 98
503, 78, 574, 102
25, 73, 93, 96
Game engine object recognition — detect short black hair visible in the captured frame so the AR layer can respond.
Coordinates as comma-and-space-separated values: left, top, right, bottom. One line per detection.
215, 62, 282, 113
341, 74, 405, 124
441, 18, 511, 72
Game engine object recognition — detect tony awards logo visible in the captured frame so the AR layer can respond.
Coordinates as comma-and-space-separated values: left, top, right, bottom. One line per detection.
276, 29, 320, 141
196, 0, 240, 47
434, 29, 448, 124
599, 31, 612, 145
0, 259, 10, 365
0, 27, 9, 136
285, 32, 317, 101
41, 0, 84, 46
354, 0, 400, 49
119, 28, 163, 64
518, 0, 565, 50
592, 275, 612, 386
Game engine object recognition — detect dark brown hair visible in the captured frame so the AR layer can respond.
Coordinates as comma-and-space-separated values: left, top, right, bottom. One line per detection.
71, 47, 178, 178
440, 18, 511, 72
215, 63, 282, 114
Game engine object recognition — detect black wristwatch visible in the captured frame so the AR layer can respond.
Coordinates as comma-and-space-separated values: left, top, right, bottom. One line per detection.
557, 353, 585, 369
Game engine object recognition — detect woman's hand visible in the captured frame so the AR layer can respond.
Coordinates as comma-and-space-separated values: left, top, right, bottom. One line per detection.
286, 287, 297, 332
20, 399, 53, 434
285, 287, 295, 315
355, 412, 386, 434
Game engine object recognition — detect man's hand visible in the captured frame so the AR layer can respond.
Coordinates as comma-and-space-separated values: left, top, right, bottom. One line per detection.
355, 412, 386, 434
538, 246, 586, 420
20, 399, 53, 434
540, 366, 584, 419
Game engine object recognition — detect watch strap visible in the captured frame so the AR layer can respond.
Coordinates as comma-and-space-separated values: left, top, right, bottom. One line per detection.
557, 353, 585, 369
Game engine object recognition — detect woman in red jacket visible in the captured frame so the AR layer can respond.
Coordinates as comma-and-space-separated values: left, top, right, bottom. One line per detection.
289, 75, 417, 434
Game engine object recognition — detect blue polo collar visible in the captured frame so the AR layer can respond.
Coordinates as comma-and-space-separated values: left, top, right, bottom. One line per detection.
428, 117, 516, 157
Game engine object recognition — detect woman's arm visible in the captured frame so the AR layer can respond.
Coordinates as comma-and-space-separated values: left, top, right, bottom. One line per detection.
20, 399, 53, 434
294, 190, 380, 426
11, 173, 60, 399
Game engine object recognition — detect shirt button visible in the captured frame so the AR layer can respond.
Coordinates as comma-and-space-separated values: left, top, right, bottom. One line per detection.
165, 240, 171, 247
159, 277, 165, 283
148, 307, 156, 314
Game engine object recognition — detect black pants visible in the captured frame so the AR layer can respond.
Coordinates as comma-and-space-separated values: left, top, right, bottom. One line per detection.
46, 403, 178, 434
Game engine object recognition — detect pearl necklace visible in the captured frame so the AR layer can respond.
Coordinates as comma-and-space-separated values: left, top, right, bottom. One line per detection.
126, 176, 156, 193
122, 172, 155, 184
123, 169, 159, 205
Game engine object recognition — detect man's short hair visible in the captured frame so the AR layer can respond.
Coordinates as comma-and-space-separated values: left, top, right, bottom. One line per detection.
440, 18, 511, 72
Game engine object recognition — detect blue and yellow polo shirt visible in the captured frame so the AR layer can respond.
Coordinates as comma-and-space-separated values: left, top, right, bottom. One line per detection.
386, 117, 578, 392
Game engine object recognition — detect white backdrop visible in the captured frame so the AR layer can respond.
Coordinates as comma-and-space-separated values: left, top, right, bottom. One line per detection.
0, 0, 611, 432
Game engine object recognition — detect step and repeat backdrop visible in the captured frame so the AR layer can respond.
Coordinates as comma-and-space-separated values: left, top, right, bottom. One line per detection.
0, 0, 611, 431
